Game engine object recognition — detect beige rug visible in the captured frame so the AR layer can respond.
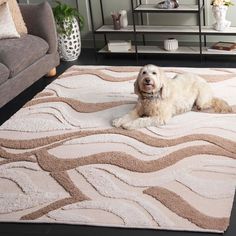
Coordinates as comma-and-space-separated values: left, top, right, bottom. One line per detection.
0, 66, 236, 233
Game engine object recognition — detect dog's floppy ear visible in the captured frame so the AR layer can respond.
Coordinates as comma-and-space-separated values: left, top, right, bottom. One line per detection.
134, 79, 140, 96
159, 68, 170, 99
160, 84, 169, 99
134, 68, 142, 96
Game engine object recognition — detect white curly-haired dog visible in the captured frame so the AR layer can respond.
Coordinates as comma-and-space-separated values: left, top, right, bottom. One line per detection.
113, 64, 232, 130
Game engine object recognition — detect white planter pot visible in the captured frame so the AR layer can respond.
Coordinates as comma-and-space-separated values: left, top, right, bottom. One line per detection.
57, 17, 81, 61
164, 38, 178, 51
212, 5, 231, 31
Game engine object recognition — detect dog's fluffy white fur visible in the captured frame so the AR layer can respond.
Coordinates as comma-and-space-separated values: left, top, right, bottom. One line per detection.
113, 64, 232, 130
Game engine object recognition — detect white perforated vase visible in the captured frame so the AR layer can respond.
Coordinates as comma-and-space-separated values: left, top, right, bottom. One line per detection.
57, 17, 81, 61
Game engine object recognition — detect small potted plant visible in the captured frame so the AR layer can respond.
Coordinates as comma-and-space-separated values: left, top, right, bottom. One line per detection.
211, 0, 234, 7
53, 1, 84, 61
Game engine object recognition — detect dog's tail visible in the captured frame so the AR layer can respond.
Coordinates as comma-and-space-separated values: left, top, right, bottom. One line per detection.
211, 97, 232, 113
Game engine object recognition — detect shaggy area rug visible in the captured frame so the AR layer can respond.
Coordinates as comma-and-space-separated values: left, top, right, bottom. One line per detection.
0, 66, 236, 233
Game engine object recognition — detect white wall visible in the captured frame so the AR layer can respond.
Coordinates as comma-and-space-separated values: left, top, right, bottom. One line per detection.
19, 0, 236, 47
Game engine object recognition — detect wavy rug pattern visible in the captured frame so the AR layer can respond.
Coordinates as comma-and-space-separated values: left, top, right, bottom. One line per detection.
0, 66, 236, 233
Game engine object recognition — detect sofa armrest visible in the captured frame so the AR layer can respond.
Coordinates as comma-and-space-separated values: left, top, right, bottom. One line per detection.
19, 1, 57, 54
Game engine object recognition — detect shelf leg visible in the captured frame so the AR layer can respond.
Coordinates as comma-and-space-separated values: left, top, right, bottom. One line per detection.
131, 0, 138, 63
88, 0, 98, 61
100, 0, 107, 45
202, 0, 207, 47
139, 0, 146, 46
197, 0, 203, 62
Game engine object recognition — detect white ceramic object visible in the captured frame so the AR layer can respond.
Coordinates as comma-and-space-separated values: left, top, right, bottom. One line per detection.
157, 0, 179, 9
164, 38, 178, 51
108, 40, 132, 52
119, 10, 128, 28
57, 17, 81, 61
212, 5, 231, 31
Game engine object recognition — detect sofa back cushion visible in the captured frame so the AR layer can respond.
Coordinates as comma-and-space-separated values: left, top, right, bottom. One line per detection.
0, 2, 20, 39
0, 0, 27, 35
19, 2, 58, 54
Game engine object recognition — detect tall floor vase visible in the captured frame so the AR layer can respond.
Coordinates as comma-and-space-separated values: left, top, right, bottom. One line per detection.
57, 17, 81, 61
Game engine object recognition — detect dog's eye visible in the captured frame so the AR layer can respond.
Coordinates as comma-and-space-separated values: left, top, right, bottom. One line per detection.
142, 71, 146, 75
152, 72, 157, 75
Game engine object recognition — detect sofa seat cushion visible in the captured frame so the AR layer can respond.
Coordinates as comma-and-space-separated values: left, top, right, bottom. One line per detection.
0, 34, 49, 78
0, 63, 10, 85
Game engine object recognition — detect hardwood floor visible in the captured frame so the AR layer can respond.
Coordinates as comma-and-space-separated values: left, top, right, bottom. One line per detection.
0, 49, 235, 236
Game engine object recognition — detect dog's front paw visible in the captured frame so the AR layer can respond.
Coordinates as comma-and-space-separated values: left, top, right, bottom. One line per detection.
122, 122, 136, 130
112, 118, 124, 128
155, 118, 166, 126
153, 115, 170, 126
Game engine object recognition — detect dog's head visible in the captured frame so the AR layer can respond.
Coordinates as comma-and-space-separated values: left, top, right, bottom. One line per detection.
134, 64, 169, 99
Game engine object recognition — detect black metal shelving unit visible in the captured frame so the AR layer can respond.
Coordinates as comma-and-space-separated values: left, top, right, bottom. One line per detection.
88, 0, 236, 62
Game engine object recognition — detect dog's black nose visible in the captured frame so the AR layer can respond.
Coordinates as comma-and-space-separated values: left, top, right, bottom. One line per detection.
145, 78, 151, 83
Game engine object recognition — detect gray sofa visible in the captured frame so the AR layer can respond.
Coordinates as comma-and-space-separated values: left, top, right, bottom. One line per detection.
0, 1, 60, 108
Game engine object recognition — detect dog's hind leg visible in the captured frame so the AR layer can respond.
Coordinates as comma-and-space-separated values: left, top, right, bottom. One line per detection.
211, 97, 232, 113
195, 83, 213, 110
195, 83, 232, 113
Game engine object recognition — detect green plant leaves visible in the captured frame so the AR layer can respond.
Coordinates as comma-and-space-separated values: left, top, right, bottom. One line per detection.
52, 0, 84, 36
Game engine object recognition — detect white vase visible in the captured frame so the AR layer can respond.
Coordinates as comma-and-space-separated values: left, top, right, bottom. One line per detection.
212, 5, 231, 31
119, 10, 128, 28
57, 17, 81, 61
164, 38, 178, 51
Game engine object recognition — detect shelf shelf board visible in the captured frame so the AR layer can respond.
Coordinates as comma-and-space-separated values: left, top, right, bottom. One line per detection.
134, 4, 199, 13
98, 45, 236, 55
99, 45, 199, 54
137, 46, 200, 54
99, 45, 135, 54
96, 25, 134, 34
96, 25, 236, 35
201, 26, 236, 35
96, 25, 201, 34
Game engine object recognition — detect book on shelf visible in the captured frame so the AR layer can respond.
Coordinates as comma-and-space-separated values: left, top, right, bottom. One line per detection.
108, 40, 132, 52
209, 41, 236, 51
206, 48, 236, 53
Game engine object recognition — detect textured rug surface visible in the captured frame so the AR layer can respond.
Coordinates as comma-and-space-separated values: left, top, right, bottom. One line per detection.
0, 66, 236, 233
